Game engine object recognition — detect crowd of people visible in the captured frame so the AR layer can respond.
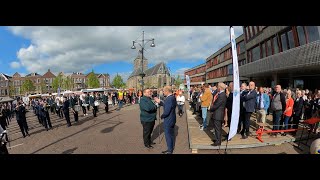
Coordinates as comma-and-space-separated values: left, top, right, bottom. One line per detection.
189, 82, 320, 146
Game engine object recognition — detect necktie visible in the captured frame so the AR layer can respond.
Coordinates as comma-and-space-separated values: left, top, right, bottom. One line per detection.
213, 93, 218, 103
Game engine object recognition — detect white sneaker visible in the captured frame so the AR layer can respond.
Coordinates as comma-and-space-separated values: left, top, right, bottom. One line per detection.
200, 127, 204, 131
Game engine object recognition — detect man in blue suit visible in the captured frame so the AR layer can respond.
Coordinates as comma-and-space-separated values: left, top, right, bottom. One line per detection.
241, 81, 257, 139
154, 86, 177, 154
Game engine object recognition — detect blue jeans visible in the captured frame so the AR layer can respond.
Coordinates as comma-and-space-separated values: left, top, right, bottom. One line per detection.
118, 100, 123, 110
201, 107, 208, 128
273, 110, 282, 131
283, 115, 291, 130
178, 105, 184, 115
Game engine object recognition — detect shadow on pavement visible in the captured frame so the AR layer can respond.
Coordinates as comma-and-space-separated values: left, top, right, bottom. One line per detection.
100, 122, 123, 134
62, 147, 78, 154
151, 121, 164, 142
30, 114, 120, 154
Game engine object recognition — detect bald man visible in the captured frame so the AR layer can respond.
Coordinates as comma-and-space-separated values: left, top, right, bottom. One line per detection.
139, 89, 158, 149
241, 81, 257, 139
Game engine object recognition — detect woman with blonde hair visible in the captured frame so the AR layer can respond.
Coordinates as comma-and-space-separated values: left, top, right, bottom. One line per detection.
281, 89, 294, 136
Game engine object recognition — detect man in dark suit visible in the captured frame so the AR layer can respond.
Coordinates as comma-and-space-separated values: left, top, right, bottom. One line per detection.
239, 83, 248, 133
62, 96, 72, 127
89, 92, 97, 117
139, 89, 157, 149
70, 95, 79, 123
154, 86, 177, 154
15, 101, 29, 138
241, 81, 257, 139
292, 90, 304, 133
102, 92, 109, 113
210, 82, 227, 146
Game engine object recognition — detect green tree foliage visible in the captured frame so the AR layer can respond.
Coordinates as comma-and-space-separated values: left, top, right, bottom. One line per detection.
112, 74, 125, 89
21, 79, 35, 95
87, 71, 100, 88
52, 74, 64, 92
174, 75, 183, 87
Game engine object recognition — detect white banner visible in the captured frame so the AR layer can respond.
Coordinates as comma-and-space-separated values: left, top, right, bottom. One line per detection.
186, 75, 190, 91
228, 26, 240, 141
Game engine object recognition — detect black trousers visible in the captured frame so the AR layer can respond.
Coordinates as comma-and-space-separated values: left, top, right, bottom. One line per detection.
87, 105, 90, 111
141, 121, 155, 146
227, 111, 232, 128
93, 106, 98, 117
82, 106, 87, 115
73, 111, 79, 122
17, 119, 28, 137
213, 119, 222, 143
243, 112, 252, 136
44, 112, 52, 129
64, 111, 71, 126
105, 103, 108, 113
292, 114, 300, 129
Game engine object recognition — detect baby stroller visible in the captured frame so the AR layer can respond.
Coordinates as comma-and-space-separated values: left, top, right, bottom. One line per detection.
0, 125, 9, 154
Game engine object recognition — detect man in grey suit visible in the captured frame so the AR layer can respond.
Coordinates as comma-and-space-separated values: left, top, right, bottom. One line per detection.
210, 82, 227, 146
241, 81, 257, 139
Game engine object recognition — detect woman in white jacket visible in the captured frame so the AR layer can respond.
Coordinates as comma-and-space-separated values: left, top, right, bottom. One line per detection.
176, 91, 185, 117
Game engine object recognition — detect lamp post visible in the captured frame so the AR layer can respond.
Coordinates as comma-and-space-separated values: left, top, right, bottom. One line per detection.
131, 31, 155, 90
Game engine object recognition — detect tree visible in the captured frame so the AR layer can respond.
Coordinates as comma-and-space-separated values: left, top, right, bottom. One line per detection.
63, 76, 73, 90
112, 74, 125, 89
52, 74, 64, 92
21, 79, 35, 95
40, 79, 47, 93
9, 85, 16, 97
174, 75, 183, 87
87, 71, 100, 88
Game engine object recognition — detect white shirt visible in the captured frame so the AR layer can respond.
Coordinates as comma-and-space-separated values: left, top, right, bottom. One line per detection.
177, 95, 185, 105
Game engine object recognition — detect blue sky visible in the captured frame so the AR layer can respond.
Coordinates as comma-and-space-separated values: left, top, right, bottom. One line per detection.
0, 26, 243, 81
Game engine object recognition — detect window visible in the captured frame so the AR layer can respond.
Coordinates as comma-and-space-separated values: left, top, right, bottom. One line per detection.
261, 43, 266, 58
227, 64, 233, 75
252, 46, 260, 61
280, 33, 288, 52
254, 26, 258, 35
247, 50, 252, 63
245, 26, 250, 40
267, 40, 272, 56
287, 30, 295, 49
297, 26, 306, 46
239, 41, 245, 54
220, 53, 224, 62
273, 36, 279, 54
250, 26, 255, 36
37, 78, 40, 83
306, 26, 320, 43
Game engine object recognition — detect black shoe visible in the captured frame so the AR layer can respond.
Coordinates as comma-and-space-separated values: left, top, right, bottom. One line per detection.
145, 145, 154, 149
241, 135, 247, 139
211, 142, 221, 146
150, 142, 156, 145
246, 132, 250, 137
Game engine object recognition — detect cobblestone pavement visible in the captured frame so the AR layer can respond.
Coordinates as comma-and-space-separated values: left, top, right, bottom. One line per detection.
6, 103, 311, 154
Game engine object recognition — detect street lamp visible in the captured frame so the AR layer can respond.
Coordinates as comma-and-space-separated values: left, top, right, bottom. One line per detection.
131, 31, 155, 90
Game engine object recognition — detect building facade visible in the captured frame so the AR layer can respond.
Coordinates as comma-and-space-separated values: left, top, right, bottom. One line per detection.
184, 34, 248, 87
71, 72, 87, 90
42, 69, 56, 93
127, 52, 171, 90
0, 73, 12, 97
184, 63, 206, 86
240, 26, 320, 90
12, 72, 24, 97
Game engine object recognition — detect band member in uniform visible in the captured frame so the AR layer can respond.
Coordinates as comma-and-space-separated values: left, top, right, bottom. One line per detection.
102, 92, 109, 113
62, 96, 72, 127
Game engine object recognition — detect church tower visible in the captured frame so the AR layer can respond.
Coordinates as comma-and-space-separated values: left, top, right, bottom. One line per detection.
134, 50, 148, 72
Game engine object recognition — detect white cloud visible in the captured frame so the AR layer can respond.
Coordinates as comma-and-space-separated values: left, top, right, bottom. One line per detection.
10, 61, 21, 69
174, 67, 190, 77
9, 26, 243, 74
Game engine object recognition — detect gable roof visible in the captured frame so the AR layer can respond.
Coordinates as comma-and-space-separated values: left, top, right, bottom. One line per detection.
0, 73, 12, 80
42, 70, 56, 78
128, 62, 170, 78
